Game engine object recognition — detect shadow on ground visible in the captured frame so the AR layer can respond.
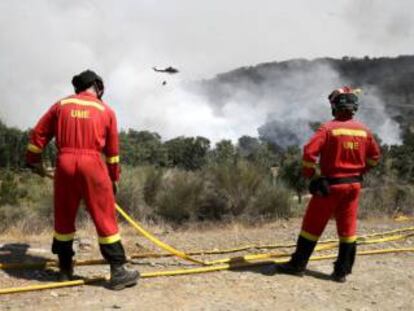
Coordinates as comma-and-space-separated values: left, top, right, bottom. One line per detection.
0, 243, 110, 288
0, 243, 59, 282
228, 258, 332, 282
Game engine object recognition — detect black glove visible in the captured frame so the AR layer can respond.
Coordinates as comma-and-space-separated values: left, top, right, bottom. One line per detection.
309, 177, 330, 197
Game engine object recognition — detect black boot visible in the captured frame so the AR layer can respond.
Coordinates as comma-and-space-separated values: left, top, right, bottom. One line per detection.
57, 255, 74, 282
100, 241, 140, 290
347, 242, 356, 274
52, 238, 75, 282
332, 242, 356, 283
109, 264, 140, 290
277, 235, 317, 276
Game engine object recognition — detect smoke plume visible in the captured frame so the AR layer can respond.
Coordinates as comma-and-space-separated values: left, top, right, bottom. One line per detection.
0, 0, 410, 146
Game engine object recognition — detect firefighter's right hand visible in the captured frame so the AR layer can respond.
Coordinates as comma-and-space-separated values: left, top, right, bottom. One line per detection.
112, 182, 119, 196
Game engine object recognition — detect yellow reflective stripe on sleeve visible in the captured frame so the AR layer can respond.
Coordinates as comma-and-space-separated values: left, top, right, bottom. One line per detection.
27, 143, 43, 154
300, 230, 319, 242
332, 128, 367, 138
60, 98, 105, 112
106, 155, 120, 164
339, 236, 357, 243
302, 160, 316, 169
367, 159, 378, 166
98, 233, 121, 245
54, 231, 75, 242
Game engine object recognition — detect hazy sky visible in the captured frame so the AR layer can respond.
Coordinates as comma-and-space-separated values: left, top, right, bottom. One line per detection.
0, 0, 413, 141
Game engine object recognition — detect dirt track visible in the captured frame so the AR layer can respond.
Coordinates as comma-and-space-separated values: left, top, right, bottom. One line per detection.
1, 219, 413, 311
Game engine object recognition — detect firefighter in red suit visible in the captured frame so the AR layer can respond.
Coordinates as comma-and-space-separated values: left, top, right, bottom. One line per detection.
26, 70, 139, 290
275, 87, 381, 282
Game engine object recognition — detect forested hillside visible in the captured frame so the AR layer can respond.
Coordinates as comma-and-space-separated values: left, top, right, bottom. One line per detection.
196, 55, 414, 118
192, 55, 414, 147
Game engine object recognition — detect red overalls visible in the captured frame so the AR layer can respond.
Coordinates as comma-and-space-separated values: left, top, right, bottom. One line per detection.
301, 118, 381, 242
26, 91, 121, 245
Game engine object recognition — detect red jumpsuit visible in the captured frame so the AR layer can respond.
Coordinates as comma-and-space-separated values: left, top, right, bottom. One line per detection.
300, 118, 380, 243
26, 91, 121, 245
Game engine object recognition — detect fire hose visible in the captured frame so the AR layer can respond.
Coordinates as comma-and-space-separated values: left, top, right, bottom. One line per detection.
0, 172, 413, 295
0, 212, 413, 295
1, 225, 413, 270
0, 247, 413, 295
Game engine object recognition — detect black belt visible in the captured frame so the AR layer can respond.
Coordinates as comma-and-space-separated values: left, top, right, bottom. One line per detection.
326, 175, 363, 185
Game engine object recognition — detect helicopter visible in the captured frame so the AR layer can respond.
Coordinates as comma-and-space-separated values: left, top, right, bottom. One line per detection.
152, 66, 179, 74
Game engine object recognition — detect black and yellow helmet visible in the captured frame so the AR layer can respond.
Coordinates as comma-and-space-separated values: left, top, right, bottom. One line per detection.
72, 69, 104, 97
328, 86, 361, 113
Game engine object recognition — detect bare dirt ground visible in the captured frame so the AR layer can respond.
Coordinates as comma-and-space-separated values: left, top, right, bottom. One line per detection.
1, 218, 413, 311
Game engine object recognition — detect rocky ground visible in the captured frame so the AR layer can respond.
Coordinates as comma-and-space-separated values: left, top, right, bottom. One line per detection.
0, 218, 413, 311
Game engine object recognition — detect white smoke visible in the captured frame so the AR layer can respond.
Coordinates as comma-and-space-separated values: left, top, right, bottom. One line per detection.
107, 64, 267, 142
357, 88, 401, 145
0, 0, 408, 146
185, 60, 402, 146
72, 60, 403, 145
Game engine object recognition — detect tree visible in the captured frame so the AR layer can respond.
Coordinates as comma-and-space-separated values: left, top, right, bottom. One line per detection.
238, 136, 261, 158
165, 136, 210, 170
278, 146, 307, 203
211, 140, 236, 165
120, 129, 168, 166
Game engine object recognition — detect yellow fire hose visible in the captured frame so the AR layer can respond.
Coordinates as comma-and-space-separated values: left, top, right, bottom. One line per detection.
1, 211, 413, 295
131, 227, 414, 259
1, 229, 413, 271
394, 215, 414, 222
1, 247, 413, 295
115, 201, 414, 266
115, 204, 207, 265
205, 233, 414, 265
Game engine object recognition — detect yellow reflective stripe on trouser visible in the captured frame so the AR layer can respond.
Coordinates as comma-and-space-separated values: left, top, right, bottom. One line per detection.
302, 160, 316, 169
54, 232, 75, 242
300, 230, 319, 242
106, 155, 120, 164
340, 236, 357, 243
98, 233, 121, 244
27, 143, 43, 154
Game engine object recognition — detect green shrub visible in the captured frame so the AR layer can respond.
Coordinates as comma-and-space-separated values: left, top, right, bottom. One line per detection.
0, 171, 28, 206
247, 181, 293, 219
204, 161, 264, 216
155, 169, 204, 223
0, 170, 53, 233
359, 184, 414, 218
143, 166, 164, 207
117, 166, 149, 220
